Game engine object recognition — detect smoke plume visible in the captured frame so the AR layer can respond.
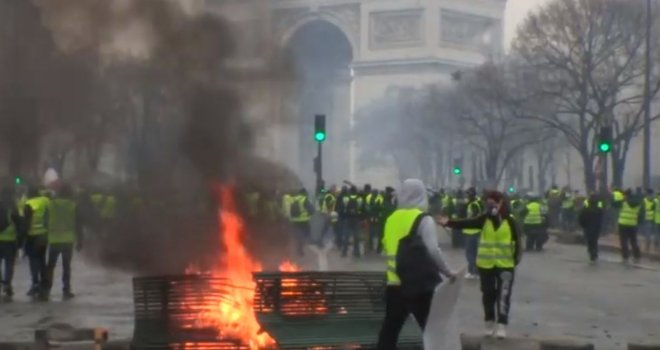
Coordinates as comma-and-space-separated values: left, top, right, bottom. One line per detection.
0, 0, 300, 273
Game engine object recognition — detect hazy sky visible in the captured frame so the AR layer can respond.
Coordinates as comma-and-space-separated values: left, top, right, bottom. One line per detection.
505, 0, 552, 47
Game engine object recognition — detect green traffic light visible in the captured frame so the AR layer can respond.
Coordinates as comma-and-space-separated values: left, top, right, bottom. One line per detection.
508, 186, 515, 193
599, 142, 611, 153
452, 167, 462, 175
314, 132, 326, 142
14, 177, 21, 185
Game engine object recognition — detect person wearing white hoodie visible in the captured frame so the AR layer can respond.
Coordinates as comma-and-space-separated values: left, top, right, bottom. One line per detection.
376, 179, 457, 350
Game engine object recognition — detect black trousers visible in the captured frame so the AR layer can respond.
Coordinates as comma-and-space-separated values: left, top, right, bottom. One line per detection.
26, 235, 48, 289
341, 219, 360, 257
525, 225, 547, 251
46, 243, 74, 292
619, 225, 641, 260
376, 286, 434, 350
583, 228, 600, 261
0, 242, 17, 287
479, 267, 515, 325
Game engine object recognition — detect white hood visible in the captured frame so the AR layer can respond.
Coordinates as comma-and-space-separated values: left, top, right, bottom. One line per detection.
398, 179, 428, 211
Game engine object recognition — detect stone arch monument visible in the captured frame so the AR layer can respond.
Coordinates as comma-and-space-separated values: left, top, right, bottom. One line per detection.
204, 0, 507, 188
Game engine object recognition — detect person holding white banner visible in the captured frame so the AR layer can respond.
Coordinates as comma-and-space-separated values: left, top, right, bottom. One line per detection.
439, 190, 522, 339
376, 179, 457, 350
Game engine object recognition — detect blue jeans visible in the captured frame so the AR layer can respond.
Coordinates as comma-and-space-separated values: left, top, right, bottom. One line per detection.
641, 221, 657, 249
464, 234, 480, 275
0, 242, 17, 288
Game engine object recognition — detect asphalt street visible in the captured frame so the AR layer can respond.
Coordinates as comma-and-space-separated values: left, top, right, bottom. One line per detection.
0, 232, 658, 350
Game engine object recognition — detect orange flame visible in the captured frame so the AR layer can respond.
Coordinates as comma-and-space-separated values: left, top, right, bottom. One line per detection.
184, 187, 306, 350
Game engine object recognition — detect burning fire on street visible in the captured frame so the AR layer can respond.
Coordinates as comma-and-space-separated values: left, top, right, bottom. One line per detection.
179, 186, 326, 350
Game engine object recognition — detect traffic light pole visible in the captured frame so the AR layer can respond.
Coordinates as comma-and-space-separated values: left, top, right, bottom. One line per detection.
315, 142, 324, 195
643, 0, 652, 190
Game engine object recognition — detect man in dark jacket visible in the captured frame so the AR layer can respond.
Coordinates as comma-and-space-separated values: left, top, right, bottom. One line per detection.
579, 194, 604, 262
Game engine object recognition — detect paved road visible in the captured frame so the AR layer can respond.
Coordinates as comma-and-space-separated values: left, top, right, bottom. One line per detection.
1, 234, 659, 350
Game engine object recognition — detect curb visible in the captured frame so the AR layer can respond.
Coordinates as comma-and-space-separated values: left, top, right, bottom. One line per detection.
550, 231, 660, 262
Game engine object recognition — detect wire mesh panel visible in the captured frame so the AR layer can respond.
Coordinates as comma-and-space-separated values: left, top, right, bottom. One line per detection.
132, 275, 248, 350
253, 272, 423, 350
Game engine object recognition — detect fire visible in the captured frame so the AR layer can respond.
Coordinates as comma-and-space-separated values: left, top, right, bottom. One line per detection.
184, 186, 304, 350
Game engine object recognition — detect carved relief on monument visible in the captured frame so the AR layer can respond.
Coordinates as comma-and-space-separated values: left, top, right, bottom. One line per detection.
369, 9, 424, 50
272, 4, 360, 53
440, 9, 500, 52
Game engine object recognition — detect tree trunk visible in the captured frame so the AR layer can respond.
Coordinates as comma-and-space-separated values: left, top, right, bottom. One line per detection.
581, 151, 596, 192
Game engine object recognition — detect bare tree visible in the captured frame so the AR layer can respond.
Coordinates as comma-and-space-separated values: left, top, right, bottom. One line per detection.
442, 63, 546, 187
514, 0, 660, 190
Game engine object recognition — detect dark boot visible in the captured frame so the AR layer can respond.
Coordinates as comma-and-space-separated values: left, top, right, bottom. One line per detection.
63, 288, 75, 300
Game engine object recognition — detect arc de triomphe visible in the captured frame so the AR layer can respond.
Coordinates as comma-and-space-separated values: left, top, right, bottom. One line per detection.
205, 0, 507, 188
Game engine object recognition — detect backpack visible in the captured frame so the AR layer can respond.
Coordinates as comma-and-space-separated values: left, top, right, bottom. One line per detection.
345, 196, 359, 216
290, 199, 302, 218
395, 213, 442, 297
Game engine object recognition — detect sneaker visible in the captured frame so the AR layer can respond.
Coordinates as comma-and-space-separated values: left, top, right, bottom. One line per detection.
26, 286, 39, 297
464, 272, 472, 279
484, 321, 495, 337
495, 324, 507, 339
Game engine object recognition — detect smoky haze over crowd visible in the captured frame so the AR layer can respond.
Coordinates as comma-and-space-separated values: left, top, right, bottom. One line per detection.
0, 0, 300, 274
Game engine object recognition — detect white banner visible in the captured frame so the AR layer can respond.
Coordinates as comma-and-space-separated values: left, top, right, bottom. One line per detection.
423, 268, 466, 350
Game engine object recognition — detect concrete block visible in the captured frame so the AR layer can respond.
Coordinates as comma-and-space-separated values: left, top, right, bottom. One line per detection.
629, 343, 660, 350
540, 339, 594, 350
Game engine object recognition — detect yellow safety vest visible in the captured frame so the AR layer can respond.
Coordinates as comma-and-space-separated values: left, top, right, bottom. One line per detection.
290, 195, 311, 223
49, 199, 76, 244
463, 200, 482, 235
618, 202, 641, 227
524, 202, 543, 225
91, 194, 116, 220
26, 196, 50, 236
477, 218, 515, 269
613, 191, 625, 203
644, 198, 655, 222
282, 194, 293, 219
383, 208, 423, 285
320, 193, 336, 213
562, 195, 575, 209
655, 197, 660, 225
0, 211, 17, 242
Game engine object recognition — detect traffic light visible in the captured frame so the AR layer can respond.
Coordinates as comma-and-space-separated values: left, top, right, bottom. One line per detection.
598, 126, 613, 153
452, 158, 462, 176
508, 186, 515, 193
14, 176, 21, 185
314, 114, 326, 143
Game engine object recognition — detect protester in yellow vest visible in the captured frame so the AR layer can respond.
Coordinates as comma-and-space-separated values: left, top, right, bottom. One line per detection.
289, 189, 314, 257
377, 179, 456, 349
0, 187, 22, 298
319, 187, 338, 246
45, 185, 82, 300
642, 189, 656, 252
522, 194, 548, 252
440, 190, 522, 339
24, 187, 51, 297
462, 187, 483, 279
654, 192, 660, 251
613, 189, 644, 264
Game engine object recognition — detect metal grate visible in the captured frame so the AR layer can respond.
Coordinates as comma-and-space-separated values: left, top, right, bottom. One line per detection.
253, 272, 423, 350
132, 275, 250, 349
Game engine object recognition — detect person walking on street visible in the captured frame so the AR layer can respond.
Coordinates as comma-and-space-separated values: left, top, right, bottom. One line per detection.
578, 194, 604, 262
642, 189, 656, 251
614, 189, 644, 264
462, 187, 483, 279
45, 185, 83, 300
376, 179, 456, 350
24, 186, 51, 298
0, 187, 22, 298
521, 194, 548, 252
439, 190, 522, 339
289, 188, 315, 256
340, 186, 363, 258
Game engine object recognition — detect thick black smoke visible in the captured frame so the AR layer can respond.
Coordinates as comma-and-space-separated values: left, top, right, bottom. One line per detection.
0, 0, 300, 274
